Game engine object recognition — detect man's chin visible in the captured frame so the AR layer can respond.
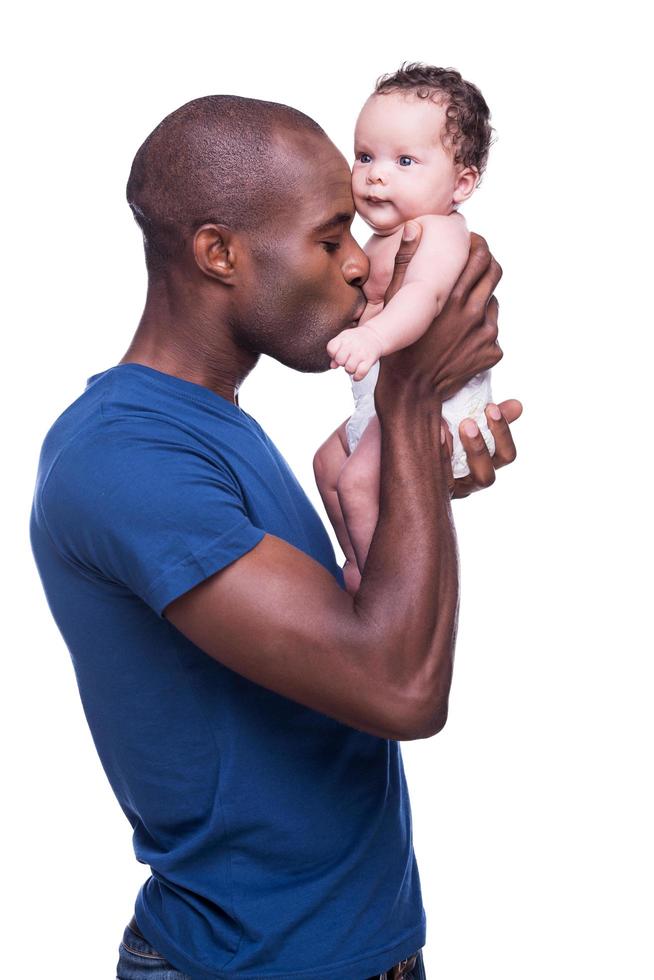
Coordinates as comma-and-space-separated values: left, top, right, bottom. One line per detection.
271, 348, 334, 375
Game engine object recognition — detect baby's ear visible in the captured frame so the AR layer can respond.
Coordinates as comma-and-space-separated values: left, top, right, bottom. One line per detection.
452, 167, 480, 205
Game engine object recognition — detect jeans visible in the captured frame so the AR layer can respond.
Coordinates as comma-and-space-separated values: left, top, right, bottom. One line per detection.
116, 919, 427, 979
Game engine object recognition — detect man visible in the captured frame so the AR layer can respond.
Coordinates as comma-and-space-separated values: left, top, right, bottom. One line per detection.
30, 95, 520, 979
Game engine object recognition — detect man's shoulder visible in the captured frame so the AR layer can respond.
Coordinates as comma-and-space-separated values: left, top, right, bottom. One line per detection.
38, 366, 210, 470
35, 374, 176, 516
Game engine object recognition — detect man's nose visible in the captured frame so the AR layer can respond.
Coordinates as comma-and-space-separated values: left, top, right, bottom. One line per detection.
344, 248, 370, 288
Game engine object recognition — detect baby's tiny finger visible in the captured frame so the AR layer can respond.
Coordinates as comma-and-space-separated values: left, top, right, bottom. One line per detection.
355, 359, 376, 381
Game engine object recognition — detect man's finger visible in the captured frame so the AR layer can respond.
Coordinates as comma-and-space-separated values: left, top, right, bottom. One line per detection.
497, 398, 523, 424
449, 232, 493, 306
466, 257, 503, 323
383, 221, 422, 305
450, 398, 522, 498
459, 419, 496, 489
484, 400, 522, 468
474, 296, 504, 371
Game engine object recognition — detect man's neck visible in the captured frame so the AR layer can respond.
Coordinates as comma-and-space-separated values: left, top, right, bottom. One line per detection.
121, 280, 259, 407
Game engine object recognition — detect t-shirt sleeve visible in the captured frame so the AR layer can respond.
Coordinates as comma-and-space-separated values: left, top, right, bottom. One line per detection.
38, 420, 266, 617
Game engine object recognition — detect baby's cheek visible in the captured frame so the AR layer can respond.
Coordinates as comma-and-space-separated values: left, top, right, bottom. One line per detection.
399, 184, 427, 219
351, 189, 363, 211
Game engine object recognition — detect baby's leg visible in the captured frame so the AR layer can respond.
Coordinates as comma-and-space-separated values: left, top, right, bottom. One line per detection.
313, 423, 362, 595
336, 415, 381, 573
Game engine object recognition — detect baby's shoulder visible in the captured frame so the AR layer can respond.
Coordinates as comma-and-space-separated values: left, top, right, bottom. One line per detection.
415, 211, 469, 238
409, 213, 470, 261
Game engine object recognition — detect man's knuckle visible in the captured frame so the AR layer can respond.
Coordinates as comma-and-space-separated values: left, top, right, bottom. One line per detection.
494, 443, 516, 467
468, 301, 484, 324
484, 344, 503, 368
468, 440, 487, 457
478, 469, 496, 488
483, 321, 499, 344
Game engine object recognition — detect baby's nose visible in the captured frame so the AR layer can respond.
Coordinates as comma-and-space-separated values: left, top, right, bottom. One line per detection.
367, 163, 387, 183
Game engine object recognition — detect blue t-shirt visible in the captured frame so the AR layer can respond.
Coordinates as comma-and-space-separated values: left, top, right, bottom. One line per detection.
30, 363, 425, 980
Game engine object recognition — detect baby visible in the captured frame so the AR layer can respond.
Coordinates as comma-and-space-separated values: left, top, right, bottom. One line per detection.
314, 64, 497, 592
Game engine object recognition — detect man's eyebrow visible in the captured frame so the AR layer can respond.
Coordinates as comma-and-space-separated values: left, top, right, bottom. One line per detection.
313, 212, 353, 234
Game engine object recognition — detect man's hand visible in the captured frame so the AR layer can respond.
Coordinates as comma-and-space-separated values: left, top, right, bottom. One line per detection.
373, 220, 520, 498
440, 398, 523, 499
376, 228, 504, 406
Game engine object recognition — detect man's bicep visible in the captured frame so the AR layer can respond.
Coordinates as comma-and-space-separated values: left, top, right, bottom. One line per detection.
163, 532, 412, 739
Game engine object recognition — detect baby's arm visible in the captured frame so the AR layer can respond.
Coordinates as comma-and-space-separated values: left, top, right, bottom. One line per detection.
327, 214, 470, 378
367, 213, 470, 353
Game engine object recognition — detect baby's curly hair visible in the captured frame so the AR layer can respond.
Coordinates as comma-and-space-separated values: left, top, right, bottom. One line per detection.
374, 62, 495, 180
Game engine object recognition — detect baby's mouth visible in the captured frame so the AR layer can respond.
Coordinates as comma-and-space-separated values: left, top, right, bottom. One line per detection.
366, 195, 390, 204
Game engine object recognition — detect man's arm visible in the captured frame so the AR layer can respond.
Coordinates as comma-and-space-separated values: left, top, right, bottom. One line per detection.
164, 229, 504, 741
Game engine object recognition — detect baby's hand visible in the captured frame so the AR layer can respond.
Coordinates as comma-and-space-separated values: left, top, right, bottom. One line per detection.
326, 325, 384, 381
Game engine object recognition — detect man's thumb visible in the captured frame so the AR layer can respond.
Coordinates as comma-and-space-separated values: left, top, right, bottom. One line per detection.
402, 220, 419, 242
383, 221, 421, 305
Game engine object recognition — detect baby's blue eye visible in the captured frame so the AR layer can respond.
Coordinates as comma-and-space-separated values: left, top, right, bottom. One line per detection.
399, 156, 413, 167
358, 153, 372, 163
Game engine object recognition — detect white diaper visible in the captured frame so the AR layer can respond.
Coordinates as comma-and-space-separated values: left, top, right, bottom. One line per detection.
345, 361, 380, 454
441, 370, 495, 477
345, 362, 495, 479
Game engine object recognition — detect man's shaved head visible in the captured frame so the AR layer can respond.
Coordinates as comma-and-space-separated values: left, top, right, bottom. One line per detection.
127, 95, 326, 273
124, 94, 368, 380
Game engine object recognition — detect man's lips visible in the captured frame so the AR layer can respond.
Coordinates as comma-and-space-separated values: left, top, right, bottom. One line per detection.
349, 300, 367, 325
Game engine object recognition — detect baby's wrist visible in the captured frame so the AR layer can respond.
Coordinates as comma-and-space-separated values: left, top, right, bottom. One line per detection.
363, 323, 387, 357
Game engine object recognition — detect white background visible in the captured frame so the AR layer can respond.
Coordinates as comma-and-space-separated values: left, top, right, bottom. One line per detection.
4, 2, 652, 977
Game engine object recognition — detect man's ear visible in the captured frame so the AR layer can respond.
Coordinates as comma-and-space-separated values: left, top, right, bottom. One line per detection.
452, 167, 480, 205
193, 224, 238, 283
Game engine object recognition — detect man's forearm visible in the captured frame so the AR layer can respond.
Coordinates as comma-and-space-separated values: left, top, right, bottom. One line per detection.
353, 379, 459, 737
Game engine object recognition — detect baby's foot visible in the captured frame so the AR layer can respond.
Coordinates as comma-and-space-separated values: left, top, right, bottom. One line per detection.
326, 325, 383, 381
